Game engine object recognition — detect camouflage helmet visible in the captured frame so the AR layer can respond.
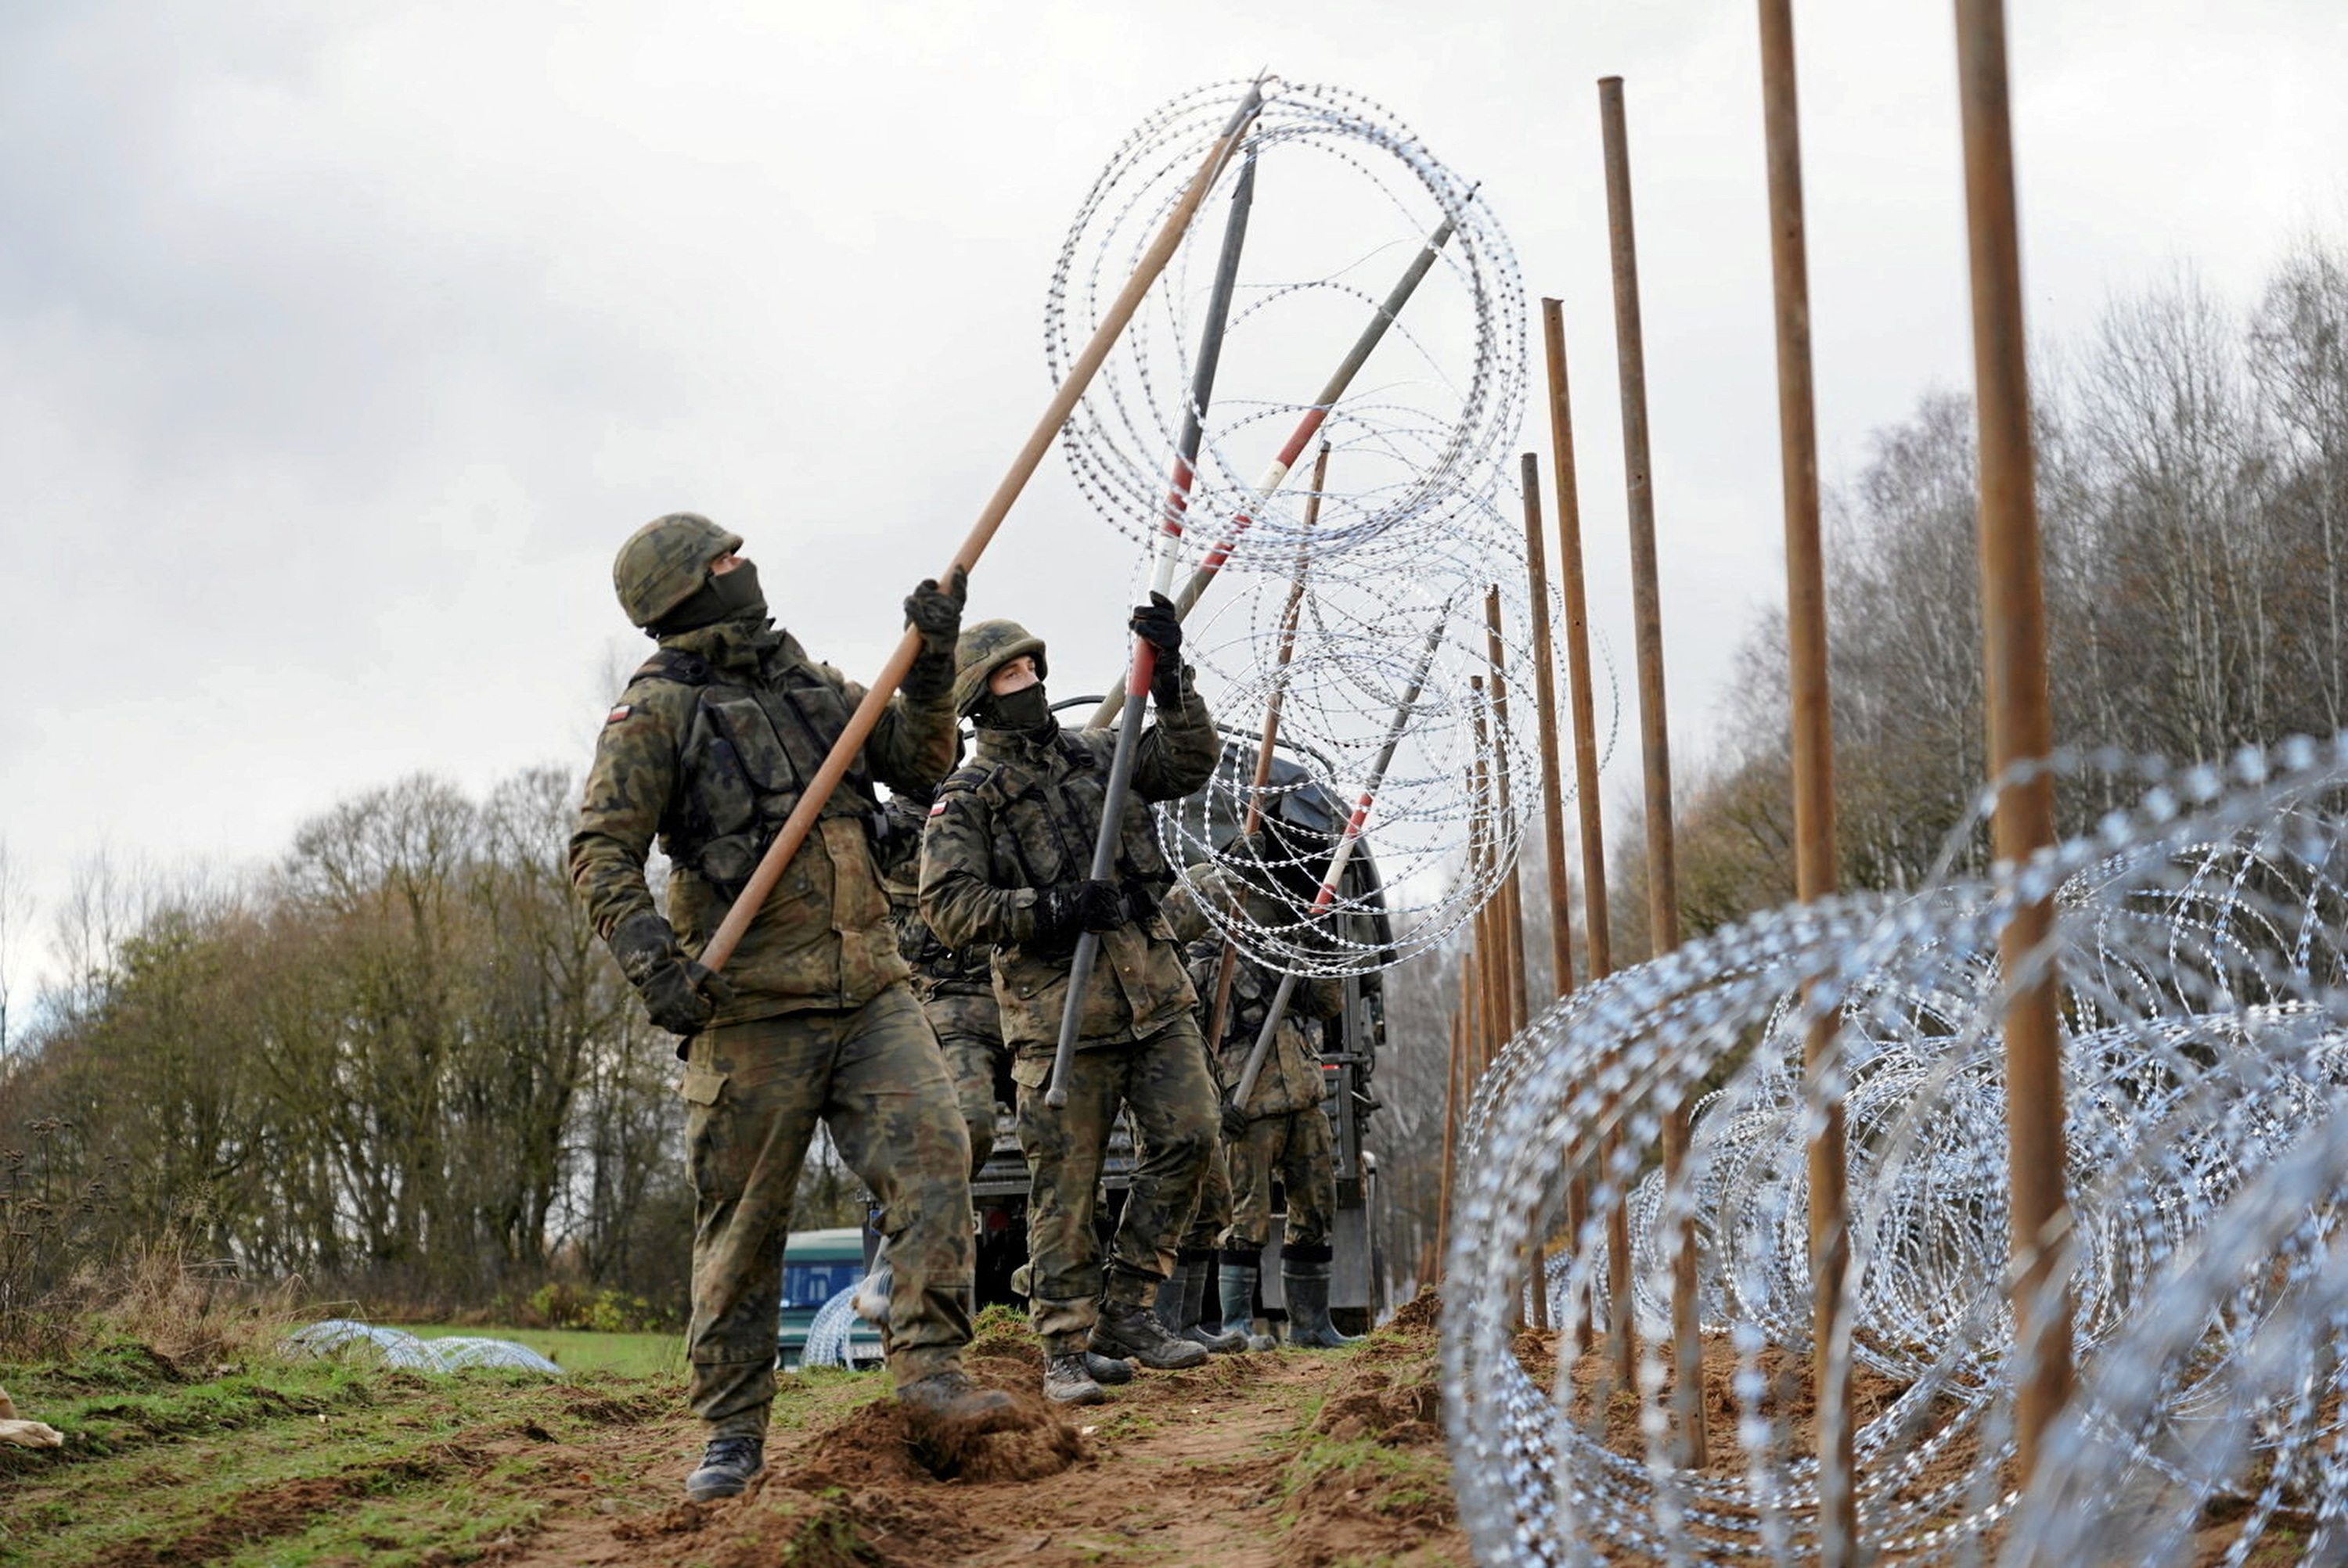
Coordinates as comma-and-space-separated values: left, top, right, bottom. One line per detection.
952, 618, 1048, 716
612, 512, 744, 629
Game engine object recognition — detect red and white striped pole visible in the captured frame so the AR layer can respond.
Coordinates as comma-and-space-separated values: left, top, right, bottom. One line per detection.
1230, 606, 1449, 1106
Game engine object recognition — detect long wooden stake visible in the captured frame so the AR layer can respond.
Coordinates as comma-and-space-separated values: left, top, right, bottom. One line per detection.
1755, 0, 1853, 1553
1484, 588, 1533, 1041
1599, 74, 1706, 1469
1519, 454, 1571, 1340
1435, 956, 1468, 1264
700, 86, 1264, 973
1954, 0, 2073, 1482
1543, 299, 1622, 1368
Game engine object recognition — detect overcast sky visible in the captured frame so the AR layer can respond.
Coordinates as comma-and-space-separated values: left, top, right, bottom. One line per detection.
3, 0, 2344, 1005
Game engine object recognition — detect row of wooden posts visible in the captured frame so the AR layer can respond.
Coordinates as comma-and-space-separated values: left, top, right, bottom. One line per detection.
1428, 0, 2071, 1551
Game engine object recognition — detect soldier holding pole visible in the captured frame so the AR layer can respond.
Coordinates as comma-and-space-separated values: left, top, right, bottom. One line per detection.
918, 609, 1224, 1407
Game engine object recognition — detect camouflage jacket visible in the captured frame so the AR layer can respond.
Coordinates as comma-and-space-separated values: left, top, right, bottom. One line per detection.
569, 617, 957, 1024
917, 674, 1219, 1054
877, 796, 994, 1001
1172, 870, 1342, 1117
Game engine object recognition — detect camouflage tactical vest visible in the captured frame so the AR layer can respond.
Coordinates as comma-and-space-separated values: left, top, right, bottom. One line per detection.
633, 647, 880, 896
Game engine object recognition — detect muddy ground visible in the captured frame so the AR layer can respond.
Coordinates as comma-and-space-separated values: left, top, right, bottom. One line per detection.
1, 1295, 1464, 1567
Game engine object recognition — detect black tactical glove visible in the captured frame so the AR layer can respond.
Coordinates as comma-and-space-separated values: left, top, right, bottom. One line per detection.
1219, 1097, 1249, 1139
609, 911, 736, 1038
1130, 593, 1187, 705
867, 796, 929, 876
905, 565, 970, 656
1035, 879, 1129, 945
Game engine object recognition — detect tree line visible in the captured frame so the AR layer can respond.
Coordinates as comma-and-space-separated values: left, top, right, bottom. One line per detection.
1656, 240, 2348, 943
1, 768, 844, 1324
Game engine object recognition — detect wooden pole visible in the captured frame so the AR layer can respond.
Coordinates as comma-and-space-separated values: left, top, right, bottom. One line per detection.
1598, 74, 1706, 1469
701, 86, 1263, 973
1436, 963, 1467, 1266
1519, 458, 1574, 1336
1953, 0, 2073, 1481
1755, 0, 1853, 1551
1543, 298, 1621, 1368
1521, 455, 1577, 1002
1482, 582, 1543, 1328
1483, 588, 1533, 1041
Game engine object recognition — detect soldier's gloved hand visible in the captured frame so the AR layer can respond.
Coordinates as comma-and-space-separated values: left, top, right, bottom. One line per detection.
1035, 879, 1129, 945
1219, 1098, 1249, 1139
609, 911, 736, 1038
1129, 592, 1181, 658
905, 565, 969, 655
643, 958, 735, 1037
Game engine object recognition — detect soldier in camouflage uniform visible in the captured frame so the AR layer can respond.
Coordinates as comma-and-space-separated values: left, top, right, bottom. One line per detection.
569, 512, 1021, 1502
918, 606, 1224, 1405
1181, 851, 1355, 1348
874, 791, 1007, 1181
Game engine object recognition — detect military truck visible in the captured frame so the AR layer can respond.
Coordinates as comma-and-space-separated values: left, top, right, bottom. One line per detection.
967, 700, 1392, 1336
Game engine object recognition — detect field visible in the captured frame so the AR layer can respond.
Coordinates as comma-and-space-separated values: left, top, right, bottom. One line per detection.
0, 1299, 1464, 1567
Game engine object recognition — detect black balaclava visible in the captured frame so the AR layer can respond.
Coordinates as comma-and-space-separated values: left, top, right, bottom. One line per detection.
978, 682, 1053, 736
655, 559, 768, 635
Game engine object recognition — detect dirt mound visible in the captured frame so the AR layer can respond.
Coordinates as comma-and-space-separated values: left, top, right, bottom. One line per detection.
785, 1386, 1083, 1487
1385, 1285, 1442, 1334
1282, 1304, 1464, 1567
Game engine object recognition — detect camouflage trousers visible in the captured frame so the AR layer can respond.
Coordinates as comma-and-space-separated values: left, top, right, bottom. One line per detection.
680, 984, 974, 1433
1225, 1106, 1337, 1252
1014, 1016, 1215, 1354
924, 987, 1009, 1181
1181, 1116, 1233, 1251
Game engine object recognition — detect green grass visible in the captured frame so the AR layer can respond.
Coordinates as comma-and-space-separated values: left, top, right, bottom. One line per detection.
401, 1323, 686, 1376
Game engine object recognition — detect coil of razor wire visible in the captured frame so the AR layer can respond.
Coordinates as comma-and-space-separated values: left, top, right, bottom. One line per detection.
1442, 735, 2348, 1566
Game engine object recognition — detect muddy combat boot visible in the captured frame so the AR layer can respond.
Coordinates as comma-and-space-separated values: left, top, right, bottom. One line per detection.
1091, 1296, 1208, 1370
1083, 1352, 1136, 1385
1043, 1352, 1109, 1405
897, 1368, 1025, 1437
685, 1435, 765, 1501
1219, 1252, 1279, 1353
1182, 1253, 1248, 1354
1281, 1245, 1356, 1349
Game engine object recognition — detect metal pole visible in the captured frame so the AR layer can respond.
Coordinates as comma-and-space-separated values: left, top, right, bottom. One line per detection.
1755, 0, 1853, 1553
1598, 74, 1706, 1469
1543, 297, 1622, 1368
701, 85, 1264, 973
1046, 149, 1259, 1108
1087, 208, 1468, 725
1205, 444, 1325, 1059
1230, 611, 1450, 1107
1953, 0, 2073, 1481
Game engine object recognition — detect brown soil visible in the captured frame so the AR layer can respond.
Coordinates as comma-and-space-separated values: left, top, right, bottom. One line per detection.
490, 1295, 1470, 1568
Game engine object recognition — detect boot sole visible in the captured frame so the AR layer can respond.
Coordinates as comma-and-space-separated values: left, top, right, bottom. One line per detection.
1043, 1383, 1109, 1406
685, 1470, 762, 1501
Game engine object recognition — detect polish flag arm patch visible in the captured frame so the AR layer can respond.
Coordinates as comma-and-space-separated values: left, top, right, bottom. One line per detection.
928, 800, 949, 817
605, 704, 632, 725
